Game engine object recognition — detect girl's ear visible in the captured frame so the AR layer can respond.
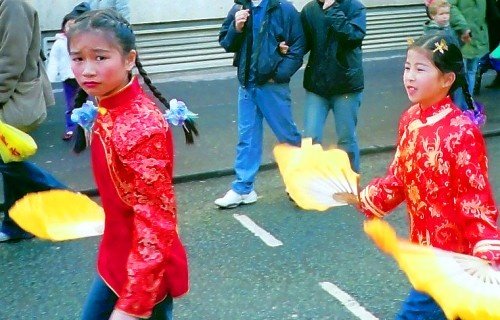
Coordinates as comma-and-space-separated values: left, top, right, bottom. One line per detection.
442, 71, 456, 89
125, 49, 137, 72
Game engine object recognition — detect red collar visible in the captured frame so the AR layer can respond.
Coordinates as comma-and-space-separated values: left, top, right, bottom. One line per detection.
418, 96, 453, 119
97, 77, 143, 110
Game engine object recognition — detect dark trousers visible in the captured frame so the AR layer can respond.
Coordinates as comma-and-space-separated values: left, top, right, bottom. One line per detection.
81, 276, 174, 320
395, 289, 446, 320
62, 78, 80, 132
0, 159, 66, 229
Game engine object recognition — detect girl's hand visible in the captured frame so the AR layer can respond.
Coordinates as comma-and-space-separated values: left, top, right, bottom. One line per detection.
323, 0, 336, 10
473, 249, 500, 271
235, 9, 250, 32
109, 309, 139, 320
332, 192, 360, 206
461, 30, 472, 44
279, 41, 289, 55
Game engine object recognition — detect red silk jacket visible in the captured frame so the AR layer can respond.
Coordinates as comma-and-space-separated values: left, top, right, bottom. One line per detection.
359, 96, 500, 261
90, 77, 189, 318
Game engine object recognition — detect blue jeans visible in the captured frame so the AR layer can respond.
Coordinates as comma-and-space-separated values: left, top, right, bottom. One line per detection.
453, 57, 480, 111
303, 91, 362, 172
0, 160, 66, 231
395, 289, 446, 320
81, 276, 173, 320
232, 83, 301, 195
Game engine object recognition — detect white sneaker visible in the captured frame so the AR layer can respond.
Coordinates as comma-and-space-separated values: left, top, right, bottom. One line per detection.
214, 189, 258, 209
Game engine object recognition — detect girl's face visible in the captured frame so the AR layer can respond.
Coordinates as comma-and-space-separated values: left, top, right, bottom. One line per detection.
69, 30, 136, 99
403, 48, 454, 108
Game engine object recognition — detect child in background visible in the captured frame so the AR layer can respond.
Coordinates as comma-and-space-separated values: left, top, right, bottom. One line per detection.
423, 0, 460, 46
336, 33, 500, 319
67, 9, 197, 320
46, 13, 80, 140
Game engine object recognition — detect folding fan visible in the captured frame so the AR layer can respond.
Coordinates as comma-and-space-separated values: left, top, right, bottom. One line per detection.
273, 138, 359, 211
364, 219, 500, 320
0, 120, 37, 162
9, 190, 104, 241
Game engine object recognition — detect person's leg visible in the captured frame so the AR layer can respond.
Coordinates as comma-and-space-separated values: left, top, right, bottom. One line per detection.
331, 92, 362, 172
62, 78, 80, 137
395, 289, 446, 320
150, 296, 174, 320
231, 86, 264, 195
303, 90, 330, 144
256, 83, 301, 146
81, 276, 117, 320
0, 160, 66, 240
464, 57, 480, 97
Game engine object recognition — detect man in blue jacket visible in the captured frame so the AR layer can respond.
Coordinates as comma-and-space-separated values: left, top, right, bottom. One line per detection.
215, 0, 305, 208
301, 0, 366, 172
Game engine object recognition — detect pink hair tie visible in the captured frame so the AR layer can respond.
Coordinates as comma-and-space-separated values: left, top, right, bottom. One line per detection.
424, 0, 435, 6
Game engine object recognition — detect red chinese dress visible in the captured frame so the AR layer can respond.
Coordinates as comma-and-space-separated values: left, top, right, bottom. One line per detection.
359, 96, 500, 260
90, 77, 189, 318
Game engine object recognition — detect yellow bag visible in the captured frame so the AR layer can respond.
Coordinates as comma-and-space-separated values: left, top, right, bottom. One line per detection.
0, 120, 38, 162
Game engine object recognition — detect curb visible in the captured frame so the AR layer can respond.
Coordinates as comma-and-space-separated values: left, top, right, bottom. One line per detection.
80, 128, 500, 197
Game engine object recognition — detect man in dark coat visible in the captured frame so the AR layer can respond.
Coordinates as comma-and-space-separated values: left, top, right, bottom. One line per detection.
300, 0, 366, 172
215, 0, 305, 208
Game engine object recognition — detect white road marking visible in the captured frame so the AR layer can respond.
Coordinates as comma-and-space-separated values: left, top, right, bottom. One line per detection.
52, 89, 63, 94
319, 282, 379, 320
233, 214, 283, 247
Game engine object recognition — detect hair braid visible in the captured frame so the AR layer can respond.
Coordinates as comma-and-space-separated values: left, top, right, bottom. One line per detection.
135, 54, 199, 144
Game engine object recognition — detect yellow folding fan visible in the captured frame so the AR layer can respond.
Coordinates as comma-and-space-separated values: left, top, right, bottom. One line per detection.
0, 120, 37, 162
9, 190, 104, 241
273, 138, 359, 211
364, 219, 500, 320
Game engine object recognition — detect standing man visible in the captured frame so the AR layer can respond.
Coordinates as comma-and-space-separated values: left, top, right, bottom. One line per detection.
88, 0, 130, 21
300, 0, 366, 172
215, 0, 305, 209
0, 0, 66, 242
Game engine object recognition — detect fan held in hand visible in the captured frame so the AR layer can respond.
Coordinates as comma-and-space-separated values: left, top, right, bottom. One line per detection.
364, 219, 500, 320
273, 138, 359, 211
9, 190, 104, 241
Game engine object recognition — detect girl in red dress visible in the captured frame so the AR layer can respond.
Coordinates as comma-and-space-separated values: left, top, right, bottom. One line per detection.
67, 9, 197, 320
339, 33, 500, 319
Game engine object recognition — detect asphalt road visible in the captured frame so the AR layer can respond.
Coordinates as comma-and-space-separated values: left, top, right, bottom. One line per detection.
1, 135, 499, 320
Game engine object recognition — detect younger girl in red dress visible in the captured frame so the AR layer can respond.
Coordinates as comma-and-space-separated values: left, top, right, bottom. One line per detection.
67, 9, 197, 320
339, 32, 500, 319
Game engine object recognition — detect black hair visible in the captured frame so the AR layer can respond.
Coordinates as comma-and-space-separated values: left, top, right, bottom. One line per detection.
61, 12, 78, 31
67, 9, 198, 153
408, 32, 475, 111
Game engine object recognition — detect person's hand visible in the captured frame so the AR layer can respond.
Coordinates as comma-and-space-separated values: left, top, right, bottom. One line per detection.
234, 9, 250, 32
473, 249, 500, 271
323, 0, 336, 10
332, 192, 360, 206
461, 30, 472, 44
279, 41, 289, 55
109, 309, 139, 320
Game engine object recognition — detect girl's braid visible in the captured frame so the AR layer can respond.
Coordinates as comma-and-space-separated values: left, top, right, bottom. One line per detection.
135, 54, 199, 144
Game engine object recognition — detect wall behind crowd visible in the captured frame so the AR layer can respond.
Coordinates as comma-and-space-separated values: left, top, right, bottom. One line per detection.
28, 0, 420, 31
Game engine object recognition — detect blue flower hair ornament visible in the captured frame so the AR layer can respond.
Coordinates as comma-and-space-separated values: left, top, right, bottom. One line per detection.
70, 100, 98, 131
463, 101, 486, 127
164, 99, 199, 144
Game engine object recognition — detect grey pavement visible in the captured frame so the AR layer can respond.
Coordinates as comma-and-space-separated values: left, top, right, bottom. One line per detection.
9, 50, 500, 195
1, 135, 499, 319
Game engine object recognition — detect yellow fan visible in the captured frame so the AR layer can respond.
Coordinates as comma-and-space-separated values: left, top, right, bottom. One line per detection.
364, 219, 500, 320
9, 190, 104, 241
0, 120, 37, 162
273, 138, 359, 211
